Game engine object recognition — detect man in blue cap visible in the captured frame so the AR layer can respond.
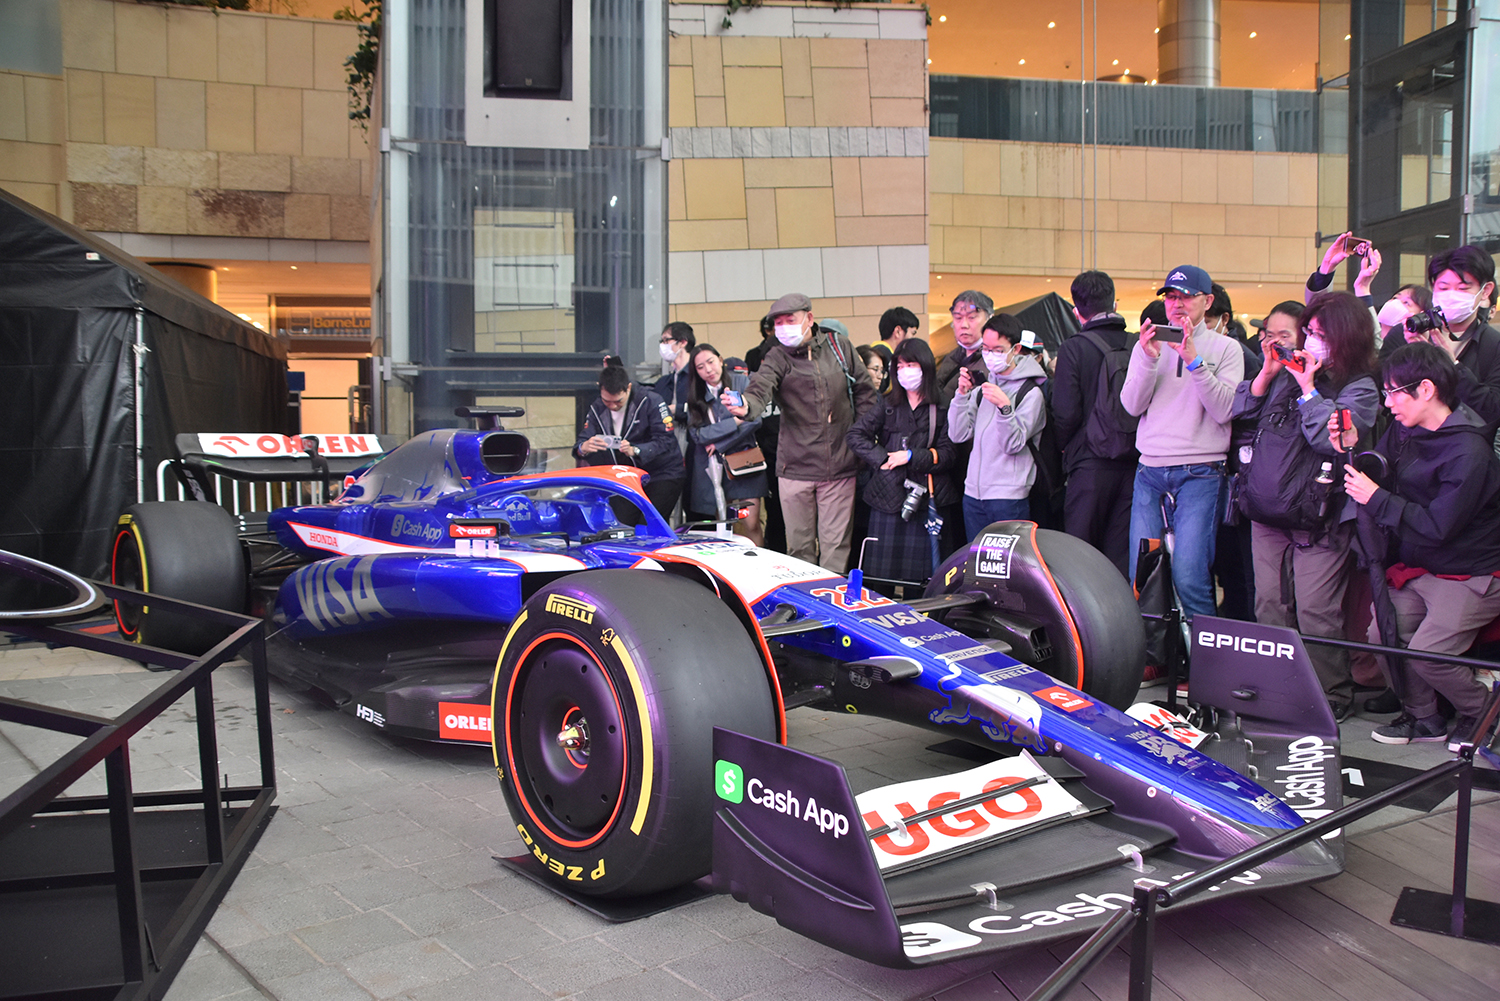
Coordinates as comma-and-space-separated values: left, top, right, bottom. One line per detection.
1121, 264, 1245, 619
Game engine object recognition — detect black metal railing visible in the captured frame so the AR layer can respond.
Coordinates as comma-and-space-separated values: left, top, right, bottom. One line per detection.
1028, 619, 1500, 1001
930, 76, 1319, 153
0, 581, 275, 1001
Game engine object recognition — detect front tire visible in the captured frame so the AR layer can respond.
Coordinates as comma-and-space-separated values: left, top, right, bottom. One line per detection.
111, 502, 247, 654
493, 570, 778, 898
926, 525, 1145, 710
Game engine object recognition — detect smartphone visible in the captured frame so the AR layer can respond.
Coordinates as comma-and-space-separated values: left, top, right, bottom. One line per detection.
598, 434, 624, 449
1339, 234, 1373, 257
1152, 324, 1185, 343
1270, 340, 1305, 372
723, 390, 743, 408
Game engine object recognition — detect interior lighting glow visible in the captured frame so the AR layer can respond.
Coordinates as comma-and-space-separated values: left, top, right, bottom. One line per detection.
938, 14, 946, 21
1249, 31, 1257, 38
1019, 58, 1026, 65
1047, 21, 1055, 28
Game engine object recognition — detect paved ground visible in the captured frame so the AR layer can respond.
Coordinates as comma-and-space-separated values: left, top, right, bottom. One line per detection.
0, 634, 1491, 1001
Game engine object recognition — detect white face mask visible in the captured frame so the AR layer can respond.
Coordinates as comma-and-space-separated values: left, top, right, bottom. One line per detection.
982, 350, 1009, 374
659, 341, 680, 362
1434, 288, 1482, 326
1376, 298, 1413, 328
1303, 334, 1329, 362
774, 321, 805, 347
896, 366, 923, 391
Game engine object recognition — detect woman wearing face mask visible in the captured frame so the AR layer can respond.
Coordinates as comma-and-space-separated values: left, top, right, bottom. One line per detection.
1232, 293, 1380, 721
947, 318, 1050, 542
684, 344, 766, 546
1375, 284, 1433, 352
845, 339, 959, 591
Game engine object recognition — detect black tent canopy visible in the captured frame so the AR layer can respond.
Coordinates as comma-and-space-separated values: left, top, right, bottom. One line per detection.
0, 189, 289, 576
993, 291, 1082, 357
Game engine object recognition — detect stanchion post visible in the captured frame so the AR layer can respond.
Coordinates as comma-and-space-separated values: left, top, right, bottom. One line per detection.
1128, 880, 1157, 1001
1450, 753, 1472, 938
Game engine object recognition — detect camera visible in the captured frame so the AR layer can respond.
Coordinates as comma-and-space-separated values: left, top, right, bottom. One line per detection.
899, 478, 929, 522
1404, 306, 1448, 337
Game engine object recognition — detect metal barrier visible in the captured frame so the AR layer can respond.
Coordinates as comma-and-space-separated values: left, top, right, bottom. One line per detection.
1028, 622, 1500, 1001
0, 581, 276, 1001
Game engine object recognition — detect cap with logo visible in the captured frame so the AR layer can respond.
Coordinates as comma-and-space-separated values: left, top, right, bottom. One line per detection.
767, 292, 812, 318
1018, 330, 1041, 351
1157, 264, 1213, 296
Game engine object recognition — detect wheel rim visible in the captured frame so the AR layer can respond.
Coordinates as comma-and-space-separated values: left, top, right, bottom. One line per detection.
111, 528, 145, 637
505, 634, 629, 848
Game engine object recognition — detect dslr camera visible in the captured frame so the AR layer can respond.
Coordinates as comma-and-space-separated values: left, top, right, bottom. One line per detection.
899, 478, 929, 522
1404, 306, 1448, 337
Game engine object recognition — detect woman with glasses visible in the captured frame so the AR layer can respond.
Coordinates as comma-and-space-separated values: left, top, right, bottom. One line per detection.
1231, 292, 1380, 721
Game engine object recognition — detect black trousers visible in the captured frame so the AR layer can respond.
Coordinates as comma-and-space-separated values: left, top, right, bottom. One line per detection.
1062, 459, 1134, 578
645, 477, 683, 523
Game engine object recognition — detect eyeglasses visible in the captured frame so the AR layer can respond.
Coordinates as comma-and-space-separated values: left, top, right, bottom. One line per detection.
1162, 291, 1204, 303
1382, 381, 1421, 402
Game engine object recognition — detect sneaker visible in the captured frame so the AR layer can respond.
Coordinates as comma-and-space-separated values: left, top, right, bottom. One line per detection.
1372, 712, 1448, 745
1329, 700, 1353, 724
1363, 688, 1401, 714
1447, 715, 1484, 753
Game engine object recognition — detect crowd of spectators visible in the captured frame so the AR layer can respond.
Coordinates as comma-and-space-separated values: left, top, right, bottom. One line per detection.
574, 241, 1500, 748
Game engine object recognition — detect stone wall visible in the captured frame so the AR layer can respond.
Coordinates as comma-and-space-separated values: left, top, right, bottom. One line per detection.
55, 0, 369, 241
665, 1, 930, 359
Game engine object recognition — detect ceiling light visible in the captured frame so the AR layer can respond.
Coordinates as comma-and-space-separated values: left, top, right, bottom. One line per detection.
938, 14, 946, 21
1345, 34, 1351, 40
1124, 68, 1130, 74
1047, 21, 1055, 28
1249, 31, 1257, 38
290, 265, 298, 270
1154, 27, 1160, 34
1112, 59, 1119, 66
1019, 58, 1026, 65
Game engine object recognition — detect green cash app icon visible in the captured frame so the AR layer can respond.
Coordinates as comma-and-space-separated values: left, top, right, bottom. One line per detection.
714, 759, 744, 803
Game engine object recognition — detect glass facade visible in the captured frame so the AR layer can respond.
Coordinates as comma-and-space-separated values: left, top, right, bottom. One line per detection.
384, 0, 663, 434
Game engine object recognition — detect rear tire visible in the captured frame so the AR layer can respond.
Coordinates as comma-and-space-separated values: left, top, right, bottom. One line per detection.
111, 502, 246, 654
493, 570, 777, 897
926, 526, 1145, 710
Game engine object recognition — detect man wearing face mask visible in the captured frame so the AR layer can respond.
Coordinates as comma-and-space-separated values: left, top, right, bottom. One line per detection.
937, 291, 993, 406
1400, 246, 1500, 434
1122, 265, 1245, 621
724, 293, 878, 571
655, 322, 696, 450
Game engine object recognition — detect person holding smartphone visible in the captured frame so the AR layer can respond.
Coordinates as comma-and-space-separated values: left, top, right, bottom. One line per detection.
1121, 265, 1245, 621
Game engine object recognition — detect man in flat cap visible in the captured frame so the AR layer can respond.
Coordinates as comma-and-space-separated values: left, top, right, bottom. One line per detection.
725, 293, 878, 571
1121, 264, 1244, 620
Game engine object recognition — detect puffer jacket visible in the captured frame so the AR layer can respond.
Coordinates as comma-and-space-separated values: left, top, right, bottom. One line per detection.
741, 325, 879, 481
947, 356, 1048, 501
846, 391, 960, 515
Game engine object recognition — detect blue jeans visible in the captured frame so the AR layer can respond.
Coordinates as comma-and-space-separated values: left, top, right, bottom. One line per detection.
963, 495, 1031, 543
1129, 463, 1224, 620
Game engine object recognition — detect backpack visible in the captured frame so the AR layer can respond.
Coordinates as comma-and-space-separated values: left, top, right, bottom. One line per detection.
822, 328, 858, 411
1012, 380, 1066, 529
1236, 383, 1336, 532
1078, 329, 1138, 460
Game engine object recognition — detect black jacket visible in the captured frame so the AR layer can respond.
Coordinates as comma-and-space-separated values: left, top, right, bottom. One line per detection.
1051, 314, 1133, 472
574, 387, 684, 482
936, 343, 985, 407
654, 365, 693, 429
846, 393, 960, 515
1363, 404, 1500, 575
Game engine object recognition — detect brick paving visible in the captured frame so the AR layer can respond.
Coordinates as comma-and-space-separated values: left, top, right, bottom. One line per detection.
0, 634, 1489, 1001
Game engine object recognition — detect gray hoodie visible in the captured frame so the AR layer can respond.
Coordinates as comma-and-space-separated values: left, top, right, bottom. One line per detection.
1119, 321, 1244, 467
947, 356, 1048, 500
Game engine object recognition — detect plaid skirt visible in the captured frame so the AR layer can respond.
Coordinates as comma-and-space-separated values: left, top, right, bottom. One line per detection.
862, 508, 936, 586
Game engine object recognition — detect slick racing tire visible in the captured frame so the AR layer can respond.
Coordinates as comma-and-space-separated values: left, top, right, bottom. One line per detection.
112, 502, 247, 655
926, 526, 1145, 710
494, 569, 778, 898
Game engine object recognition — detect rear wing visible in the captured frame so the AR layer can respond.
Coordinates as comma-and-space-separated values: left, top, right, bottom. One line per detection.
161, 432, 404, 514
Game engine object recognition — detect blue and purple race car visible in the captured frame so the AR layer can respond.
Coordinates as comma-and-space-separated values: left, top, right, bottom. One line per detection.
110, 409, 1344, 967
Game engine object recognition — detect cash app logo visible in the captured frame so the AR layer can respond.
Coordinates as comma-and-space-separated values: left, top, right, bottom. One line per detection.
714, 759, 744, 803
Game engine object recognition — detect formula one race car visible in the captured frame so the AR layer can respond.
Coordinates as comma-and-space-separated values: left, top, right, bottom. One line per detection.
110, 409, 1344, 967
